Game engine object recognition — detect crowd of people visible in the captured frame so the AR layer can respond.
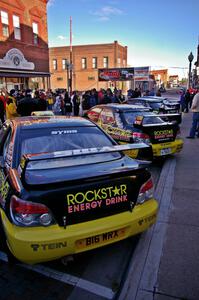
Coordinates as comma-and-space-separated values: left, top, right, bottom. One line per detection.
179, 88, 197, 113
0, 87, 129, 124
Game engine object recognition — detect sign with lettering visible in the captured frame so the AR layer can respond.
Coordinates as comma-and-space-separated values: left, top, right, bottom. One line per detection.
0, 48, 35, 70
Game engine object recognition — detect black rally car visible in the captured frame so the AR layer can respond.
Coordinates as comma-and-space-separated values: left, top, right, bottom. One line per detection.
127, 96, 180, 115
0, 116, 158, 264
86, 104, 183, 158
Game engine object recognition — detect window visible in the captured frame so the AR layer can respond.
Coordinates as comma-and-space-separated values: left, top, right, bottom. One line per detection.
117, 58, 121, 67
62, 59, 68, 70
1, 11, 9, 37
100, 109, 115, 125
92, 57, 97, 69
52, 59, 57, 70
32, 22, 38, 45
103, 56, 108, 68
81, 57, 87, 69
123, 59, 126, 67
13, 15, 21, 40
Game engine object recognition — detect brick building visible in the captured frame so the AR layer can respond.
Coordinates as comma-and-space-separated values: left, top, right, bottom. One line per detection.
49, 41, 128, 91
150, 69, 168, 88
0, 0, 50, 92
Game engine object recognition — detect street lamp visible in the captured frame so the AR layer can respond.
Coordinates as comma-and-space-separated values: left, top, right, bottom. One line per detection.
188, 51, 194, 88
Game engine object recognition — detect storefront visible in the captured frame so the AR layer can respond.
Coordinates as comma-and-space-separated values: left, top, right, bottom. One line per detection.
0, 48, 50, 92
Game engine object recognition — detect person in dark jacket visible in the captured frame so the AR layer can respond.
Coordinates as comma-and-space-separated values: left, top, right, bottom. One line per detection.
0, 95, 5, 124
64, 91, 72, 116
17, 89, 38, 116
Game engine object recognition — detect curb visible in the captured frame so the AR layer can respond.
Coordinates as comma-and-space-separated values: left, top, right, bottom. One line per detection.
118, 156, 176, 300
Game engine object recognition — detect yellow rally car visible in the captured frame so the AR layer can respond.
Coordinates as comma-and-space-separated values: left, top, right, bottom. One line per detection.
0, 116, 158, 264
86, 104, 183, 159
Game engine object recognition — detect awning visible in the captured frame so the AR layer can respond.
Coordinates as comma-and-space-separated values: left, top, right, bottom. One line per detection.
0, 69, 50, 78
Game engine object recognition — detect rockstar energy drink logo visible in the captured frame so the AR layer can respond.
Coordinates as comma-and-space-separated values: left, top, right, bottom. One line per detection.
154, 129, 173, 139
67, 185, 128, 213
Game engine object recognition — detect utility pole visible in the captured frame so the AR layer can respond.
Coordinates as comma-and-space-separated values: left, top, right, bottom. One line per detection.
69, 16, 73, 95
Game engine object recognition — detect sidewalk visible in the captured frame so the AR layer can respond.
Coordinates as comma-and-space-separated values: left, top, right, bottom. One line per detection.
119, 112, 199, 300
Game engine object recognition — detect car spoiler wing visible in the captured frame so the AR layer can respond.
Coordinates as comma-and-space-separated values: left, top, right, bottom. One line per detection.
134, 113, 182, 127
20, 142, 149, 171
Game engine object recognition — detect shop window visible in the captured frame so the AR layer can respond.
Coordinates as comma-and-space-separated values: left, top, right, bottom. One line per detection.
92, 57, 97, 69
13, 15, 21, 40
62, 59, 69, 70
81, 57, 87, 69
53, 59, 57, 70
32, 22, 38, 45
103, 56, 108, 68
1, 11, 9, 37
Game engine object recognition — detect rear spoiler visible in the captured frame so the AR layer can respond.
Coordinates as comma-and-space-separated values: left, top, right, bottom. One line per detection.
156, 113, 182, 124
20, 143, 149, 171
134, 113, 182, 127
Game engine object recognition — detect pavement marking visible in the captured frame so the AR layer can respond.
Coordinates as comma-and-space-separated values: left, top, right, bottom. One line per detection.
0, 251, 115, 299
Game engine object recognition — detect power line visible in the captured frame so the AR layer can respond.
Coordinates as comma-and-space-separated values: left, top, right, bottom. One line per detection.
151, 66, 188, 69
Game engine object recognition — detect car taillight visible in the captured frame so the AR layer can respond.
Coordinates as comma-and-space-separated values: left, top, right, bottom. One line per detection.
10, 196, 55, 227
137, 177, 154, 204
132, 132, 150, 144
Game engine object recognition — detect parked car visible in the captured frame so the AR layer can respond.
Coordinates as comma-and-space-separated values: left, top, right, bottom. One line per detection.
127, 97, 180, 115
0, 116, 158, 264
85, 104, 183, 159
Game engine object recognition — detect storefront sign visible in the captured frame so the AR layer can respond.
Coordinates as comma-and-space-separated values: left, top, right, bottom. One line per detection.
134, 66, 149, 78
98, 68, 134, 81
0, 48, 35, 70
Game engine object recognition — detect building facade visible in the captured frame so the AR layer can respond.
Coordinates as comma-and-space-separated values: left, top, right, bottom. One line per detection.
150, 69, 168, 88
49, 41, 128, 91
0, 0, 50, 92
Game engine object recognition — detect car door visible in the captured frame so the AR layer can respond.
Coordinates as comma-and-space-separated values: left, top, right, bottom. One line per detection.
0, 123, 12, 208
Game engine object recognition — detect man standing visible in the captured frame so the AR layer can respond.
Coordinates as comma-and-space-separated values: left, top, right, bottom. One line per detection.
186, 90, 199, 139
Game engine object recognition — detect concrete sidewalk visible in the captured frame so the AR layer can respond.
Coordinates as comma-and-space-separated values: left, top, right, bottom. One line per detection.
119, 112, 199, 300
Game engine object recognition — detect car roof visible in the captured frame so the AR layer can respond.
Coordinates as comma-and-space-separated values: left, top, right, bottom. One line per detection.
11, 116, 95, 129
96, 104, 151, 112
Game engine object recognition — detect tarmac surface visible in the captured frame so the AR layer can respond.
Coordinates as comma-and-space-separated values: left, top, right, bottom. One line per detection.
119, 111, 199, 300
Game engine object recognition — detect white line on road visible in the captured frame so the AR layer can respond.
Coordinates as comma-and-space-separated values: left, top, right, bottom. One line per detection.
0, 251, 115, 299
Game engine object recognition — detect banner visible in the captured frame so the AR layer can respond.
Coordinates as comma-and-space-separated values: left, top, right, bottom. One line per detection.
98, 68, 134, 81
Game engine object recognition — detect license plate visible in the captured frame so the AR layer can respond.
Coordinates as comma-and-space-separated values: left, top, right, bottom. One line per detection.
160, 148, 171, 155
76, 228, 126, 249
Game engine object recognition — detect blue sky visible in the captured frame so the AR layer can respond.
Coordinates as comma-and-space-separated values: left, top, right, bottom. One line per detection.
47, 0, 199, 79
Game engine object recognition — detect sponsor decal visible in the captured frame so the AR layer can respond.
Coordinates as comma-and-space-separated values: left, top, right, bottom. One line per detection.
31, 242, 67, 252
67, 185, 129, 214
0, 171, 9, 205
154, 129, 173, 139
51, 130, 77, 135
104, 125, 132, 142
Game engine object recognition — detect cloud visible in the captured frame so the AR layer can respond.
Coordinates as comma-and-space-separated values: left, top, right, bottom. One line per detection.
47, 0, 55, 7
90, 6, 124, 21
57, 35, 67, 40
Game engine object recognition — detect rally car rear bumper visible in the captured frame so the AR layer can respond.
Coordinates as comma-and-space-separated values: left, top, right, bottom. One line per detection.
1, 199, 158, 264
152, 138, 183, 157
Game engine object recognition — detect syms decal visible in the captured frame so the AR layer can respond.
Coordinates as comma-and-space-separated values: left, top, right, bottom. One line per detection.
67, 185, 128, 214
154, 129, 173, 139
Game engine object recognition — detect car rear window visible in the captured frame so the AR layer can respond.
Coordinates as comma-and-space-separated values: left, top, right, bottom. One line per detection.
19, 126, 121, 167
123, 111, 165, 125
